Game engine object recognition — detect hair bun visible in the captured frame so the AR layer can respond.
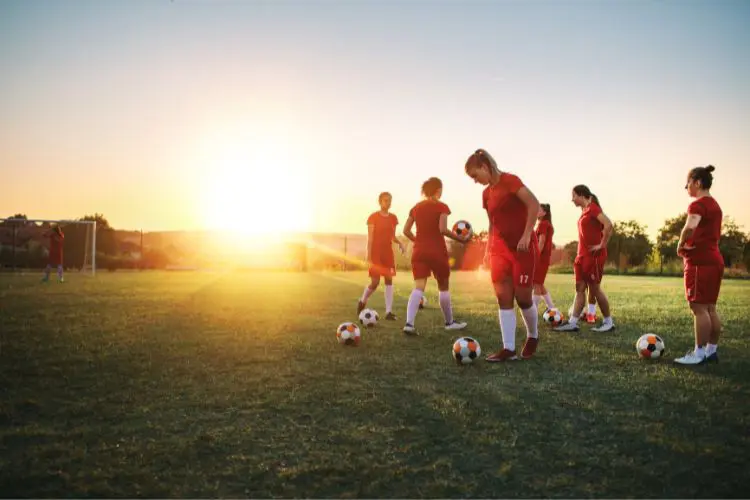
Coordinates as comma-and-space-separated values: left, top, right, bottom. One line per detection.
705, 165, 715, 172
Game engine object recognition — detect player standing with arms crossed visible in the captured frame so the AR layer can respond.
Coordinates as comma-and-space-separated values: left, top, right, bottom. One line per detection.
674, 165, 724, 365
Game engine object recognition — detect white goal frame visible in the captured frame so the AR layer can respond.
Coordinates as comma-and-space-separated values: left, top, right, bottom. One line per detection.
0, 218, 97, 275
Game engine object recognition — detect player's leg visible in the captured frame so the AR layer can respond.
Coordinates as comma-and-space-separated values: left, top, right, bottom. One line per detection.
384, 275, 396, 320
486, 254, 519, 362
404, 257, 430, 334
435, 261, 465, 331
42, 263, 51, 282
358, 271, 380, 314
57, 264, 64, 282
515, 251, 539, 359
556, 262, 587, 332
586, 285, 597, 323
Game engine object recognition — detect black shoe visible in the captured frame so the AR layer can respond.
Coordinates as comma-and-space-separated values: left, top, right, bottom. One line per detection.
357, 300, 365, 315
385, 312, 397, 320
402, 323, 419, 336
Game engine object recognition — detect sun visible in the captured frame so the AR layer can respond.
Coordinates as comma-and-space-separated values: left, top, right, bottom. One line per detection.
201, 138, 311, 242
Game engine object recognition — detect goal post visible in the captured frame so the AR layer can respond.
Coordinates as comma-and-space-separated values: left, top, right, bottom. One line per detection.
0, 218, 97, 275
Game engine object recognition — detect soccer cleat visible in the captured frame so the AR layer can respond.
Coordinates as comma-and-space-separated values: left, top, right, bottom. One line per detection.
402, 324, 419, 336
705, 352, 719, 363
357, 300, 365, 315
585, 313, 597, 324
385, 312, 397, 321
553, 321, 579, 332
444, 321, 468, 331
57, 278, 65, 283
521, 337, 539, 359
674, 351, 707, 365
40, 277, 49, 283
591, 322, 616, 333
486, 349, 518, 362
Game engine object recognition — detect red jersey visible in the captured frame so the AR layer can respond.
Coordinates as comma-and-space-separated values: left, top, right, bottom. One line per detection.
367, 212, 398, 256
577, 202, 604, 258
535, 219, 554, 261
409, 200, 450, 256
685, 196, 724, 266
483, 173, 529, 252
49, 232, 64, 264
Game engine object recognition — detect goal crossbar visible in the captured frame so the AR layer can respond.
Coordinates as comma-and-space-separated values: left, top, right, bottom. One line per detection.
0, 218, 97, 275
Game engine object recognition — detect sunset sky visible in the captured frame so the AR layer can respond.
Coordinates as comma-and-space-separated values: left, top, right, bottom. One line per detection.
2, 0, 749, 245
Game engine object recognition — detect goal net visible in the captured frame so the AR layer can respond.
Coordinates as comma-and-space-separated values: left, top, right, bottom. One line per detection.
0, 218, 97, 275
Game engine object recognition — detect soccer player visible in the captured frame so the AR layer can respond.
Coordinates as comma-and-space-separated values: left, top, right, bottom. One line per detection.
555, 186, 615, 332
42, 225, 65, 283
569, 286, 597, 323
464, 149, 541, 361
401, 177, 468, 335
674, 165, 724, 365
533, 203, 556, 312
358, 192, 406, 320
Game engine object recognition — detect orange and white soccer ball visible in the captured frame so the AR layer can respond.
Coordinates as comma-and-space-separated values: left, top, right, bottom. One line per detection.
452, 336, 481, 365
452, 220, 473, 241
636, 333, 665, 359
336, 322, 361, 346
542, 308, 563, 326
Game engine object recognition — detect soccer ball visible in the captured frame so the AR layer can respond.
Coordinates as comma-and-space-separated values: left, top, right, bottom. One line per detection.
359, 308, 379, 328
336, 322, 361, 346
636, 333, 665, 359
452, 336, 482, 365
452, 220, 473, 241
419, 296, 427, 309
542, 308, 563, 326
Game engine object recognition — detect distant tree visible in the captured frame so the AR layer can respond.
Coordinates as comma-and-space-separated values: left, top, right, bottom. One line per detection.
0, 214, 27, 227
719, 218, 747, 268
608, 220, 653, 269
657, 213, 687, 263
743, 234, 750, 270
563, 241, 578, 263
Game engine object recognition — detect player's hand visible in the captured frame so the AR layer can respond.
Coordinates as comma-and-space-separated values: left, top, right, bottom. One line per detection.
678, 244, 695, 257
589, 243, 604, 254
517, 232, 531, 252
398, 243, 406, 255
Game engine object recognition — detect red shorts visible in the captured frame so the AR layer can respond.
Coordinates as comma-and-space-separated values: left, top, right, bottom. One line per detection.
533, 257, 550, 285
369, 251, 396, 278
684, 264, 723, 304
490, 249, 537, 287
411, 252, 450, 282
48, 254, 63, 266
574, 254, 605, 285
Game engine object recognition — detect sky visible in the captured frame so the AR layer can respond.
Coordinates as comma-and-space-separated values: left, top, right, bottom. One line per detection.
2, 0, 749, 245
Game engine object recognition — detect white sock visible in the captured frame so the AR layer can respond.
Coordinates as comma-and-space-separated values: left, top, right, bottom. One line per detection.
57, 265, 63, 279
439, 291, 453, 324
568, 315, 578, 327
588, 303, 596, 315
360, 286, 375, 304
499, 309, 517, 352
406, 289, 423, 325
543, 293, 555, 309
603, 316, 613, 325
384, 285, 394, 313
521, 304, 538, 339
694, 345, 706, 358
706, 343, 718, 356
532, 294, 543, 307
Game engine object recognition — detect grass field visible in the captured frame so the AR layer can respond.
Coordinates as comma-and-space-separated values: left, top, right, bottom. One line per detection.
1, 271, 749, 498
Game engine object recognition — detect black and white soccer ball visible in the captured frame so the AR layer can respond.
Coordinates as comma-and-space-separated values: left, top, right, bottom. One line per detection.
452, 220, 473, 241
358, 308, 379, 328
636, 333, 665, 359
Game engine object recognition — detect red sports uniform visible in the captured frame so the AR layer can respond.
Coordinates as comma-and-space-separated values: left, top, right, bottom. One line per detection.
575, 202, 606, 284
367, 212, 399, 278
48, 232, 64, 266
483, 173, 538, 286
533, 219, 554, 285
409, 200, 451, 281
684, 196, 724, 304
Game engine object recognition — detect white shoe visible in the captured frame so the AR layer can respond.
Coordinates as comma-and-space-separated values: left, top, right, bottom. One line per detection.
674, 351, 707, 365
402, 324, 419, 336
553, 321, 579, 332
591, 322, 616, 332
444, 321, 467, 331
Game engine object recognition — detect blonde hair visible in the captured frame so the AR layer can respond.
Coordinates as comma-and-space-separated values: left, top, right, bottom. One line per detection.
465, 148, 498, 173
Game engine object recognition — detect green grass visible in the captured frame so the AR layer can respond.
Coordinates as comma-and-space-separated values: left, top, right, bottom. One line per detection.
1, 271, 749, 498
